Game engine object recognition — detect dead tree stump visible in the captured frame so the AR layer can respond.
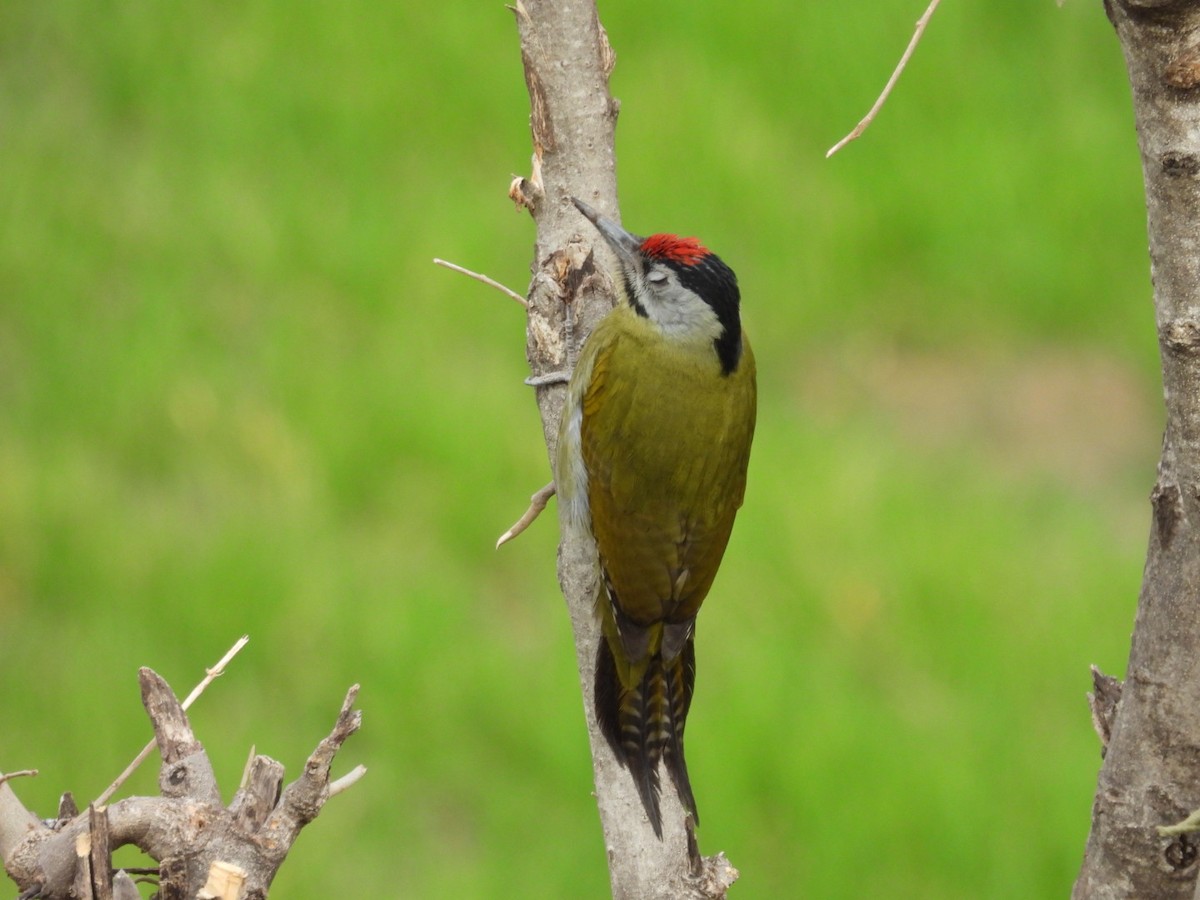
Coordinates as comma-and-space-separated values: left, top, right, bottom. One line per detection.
0, 669, 363, 899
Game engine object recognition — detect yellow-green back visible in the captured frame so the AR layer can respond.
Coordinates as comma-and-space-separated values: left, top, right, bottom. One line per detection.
576, 307, 756, 632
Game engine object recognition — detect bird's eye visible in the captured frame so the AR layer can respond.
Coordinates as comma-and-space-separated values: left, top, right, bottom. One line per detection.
647, 270, 669, 287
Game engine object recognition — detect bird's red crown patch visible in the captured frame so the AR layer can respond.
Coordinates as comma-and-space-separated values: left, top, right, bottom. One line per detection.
640, 233, 708, 266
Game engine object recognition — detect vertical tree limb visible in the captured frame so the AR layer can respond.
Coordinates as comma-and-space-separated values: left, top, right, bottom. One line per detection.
1074, 2, 1200, 896
511, 2, 737, 896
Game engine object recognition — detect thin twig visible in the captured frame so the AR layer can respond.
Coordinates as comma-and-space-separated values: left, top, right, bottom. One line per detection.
1159, 807, 1200, 837
328, 764, 368, 797
496, 481, 556, 548
0, 770, 38, 787
507, 0, 530, 25
94, 635, 250, 807
183, 635, 251, 707
434, 258, 528, 307
826, 0, 943, 158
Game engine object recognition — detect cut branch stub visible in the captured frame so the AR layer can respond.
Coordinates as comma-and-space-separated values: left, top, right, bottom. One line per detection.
227, 756, 284, 834
1087, 666, 1124, 757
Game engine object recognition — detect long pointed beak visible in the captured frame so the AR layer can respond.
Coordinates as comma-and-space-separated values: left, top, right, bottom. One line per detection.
571, 197, 642, 267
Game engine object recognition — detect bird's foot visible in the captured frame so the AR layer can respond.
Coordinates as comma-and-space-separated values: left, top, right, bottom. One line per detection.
525, 371, 570, 387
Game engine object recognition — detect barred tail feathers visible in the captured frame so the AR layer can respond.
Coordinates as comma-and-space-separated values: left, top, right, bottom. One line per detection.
663, 637, 697, 824
594, 635, 698, 837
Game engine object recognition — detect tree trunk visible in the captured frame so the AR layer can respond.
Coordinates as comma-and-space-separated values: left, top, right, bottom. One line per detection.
510, 1, 737, 897
1075, 2, 1200, 897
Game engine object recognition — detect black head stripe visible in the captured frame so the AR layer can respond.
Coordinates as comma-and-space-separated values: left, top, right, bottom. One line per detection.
675, 254, 743, 375
623, 272, 649, 319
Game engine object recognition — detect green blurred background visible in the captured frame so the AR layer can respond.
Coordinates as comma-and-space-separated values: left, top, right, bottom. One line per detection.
0, 2, 1156, 897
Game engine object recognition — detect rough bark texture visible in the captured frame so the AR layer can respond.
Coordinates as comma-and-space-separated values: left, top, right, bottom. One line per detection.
511, 1, 737, 896
1074, 2, 1200, 897
0, 670, 362, 899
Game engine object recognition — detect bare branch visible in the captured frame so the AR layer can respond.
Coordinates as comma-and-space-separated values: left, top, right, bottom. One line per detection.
328, 764, 368, 797
95, 635, 249, 806
496, 481, 556, 548
257, 684, 363, 850
185, 634, 251, 705
433, 258, 528, 307
826, 0, 943, 158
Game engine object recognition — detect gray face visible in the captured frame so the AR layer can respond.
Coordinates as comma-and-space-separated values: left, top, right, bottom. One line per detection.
623, 257, 724, 348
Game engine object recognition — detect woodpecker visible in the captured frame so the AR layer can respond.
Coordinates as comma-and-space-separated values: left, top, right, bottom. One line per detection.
557, 197, 757, 836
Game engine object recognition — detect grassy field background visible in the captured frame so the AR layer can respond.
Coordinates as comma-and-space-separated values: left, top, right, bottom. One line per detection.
0, 3, 1157, 897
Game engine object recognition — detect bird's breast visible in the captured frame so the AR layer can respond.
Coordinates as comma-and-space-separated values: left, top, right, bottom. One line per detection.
568, 313, 756, 626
